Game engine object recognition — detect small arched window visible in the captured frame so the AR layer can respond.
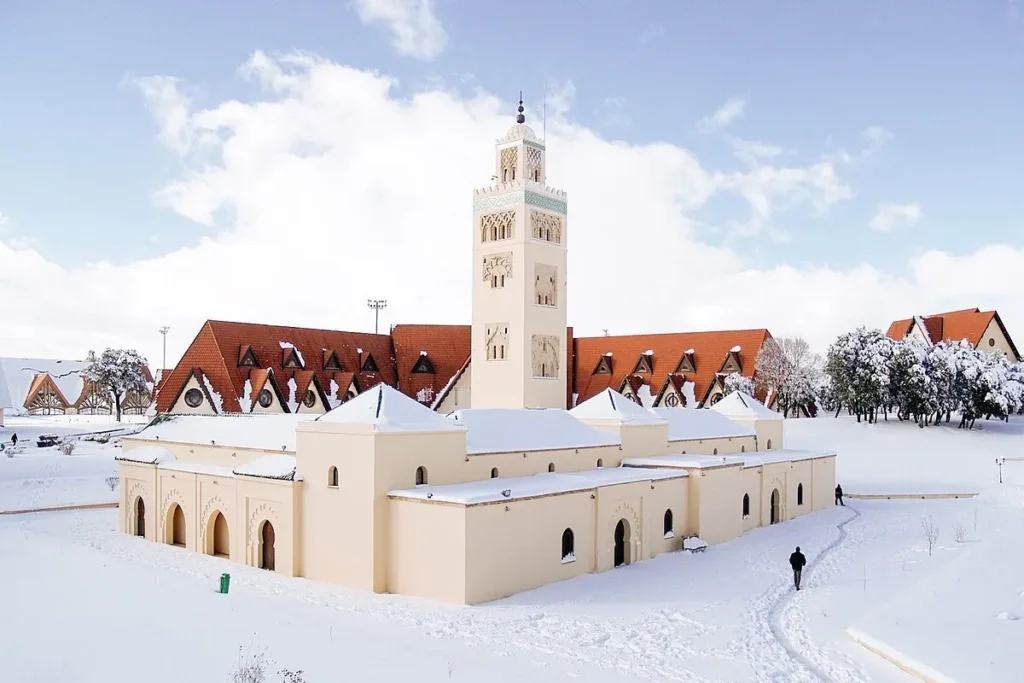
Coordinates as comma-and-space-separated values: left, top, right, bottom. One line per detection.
596, 458, 603, 468
663, 509, 674, 537
534, 169, 540, 181
767, 439, 773, 450
548, 462, 555, 473
561, 528, 575, 562
742, 493, 750, 517
491, 467, 499, 478
328, 466, 339, 488
502, 169, 508, 182
797, 483, 804, 506
741, 445, 746, 453
713, 448, 718, 455
415, 466, 427, 486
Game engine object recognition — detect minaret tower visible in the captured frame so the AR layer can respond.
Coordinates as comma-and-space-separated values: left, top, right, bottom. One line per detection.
470, 95, 568, 409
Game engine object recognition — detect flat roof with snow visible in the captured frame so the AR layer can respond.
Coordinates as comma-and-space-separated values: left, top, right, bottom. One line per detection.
622, 448, 836, 471
317, 384, 465, 433
389, 467, 687, 506
130, 413, 317, 452
650, 407, 755, 441
447, 409, 621, 454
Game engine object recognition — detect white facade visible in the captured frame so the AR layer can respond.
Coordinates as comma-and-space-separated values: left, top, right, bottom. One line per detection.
471, 102, 568, 410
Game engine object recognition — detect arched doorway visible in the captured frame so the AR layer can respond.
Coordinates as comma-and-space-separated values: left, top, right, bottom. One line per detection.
134, 497, 146, 538
770, 489, 781, 525
614, 519, 632, 567
167, 504, 186, 547
259, 520, 276, 571
207, 512, 229, 558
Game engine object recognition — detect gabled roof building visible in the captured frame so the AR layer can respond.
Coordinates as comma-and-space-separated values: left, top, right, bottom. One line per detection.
886, 308, 1020, 362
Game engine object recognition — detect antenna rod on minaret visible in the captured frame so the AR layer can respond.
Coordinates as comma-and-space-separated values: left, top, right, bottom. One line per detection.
543, 99, 546, 141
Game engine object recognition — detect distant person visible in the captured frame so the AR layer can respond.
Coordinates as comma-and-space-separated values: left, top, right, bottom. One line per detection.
10, 433, 17, 447
789, 546, 806, 591
835, 484, 844, 506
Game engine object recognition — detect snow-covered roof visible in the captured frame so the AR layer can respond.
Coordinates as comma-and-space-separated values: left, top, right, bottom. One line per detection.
447, 409, 620, 454
116, 445, 176, 465
232, 454, 298, 481
650, 407, 755, 441
389, 467, 686, 506
569, 388, 666, 426
623, 448, 836, 470
317, 383, 465, 433
159, 460, 236, 477
0, 357, 88, 414
131, 413, 317, 452
709, 391, 782, 420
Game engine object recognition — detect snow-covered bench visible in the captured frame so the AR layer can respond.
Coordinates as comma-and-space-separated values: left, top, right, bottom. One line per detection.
683, 536, 707, 554
37, 434, 59, 448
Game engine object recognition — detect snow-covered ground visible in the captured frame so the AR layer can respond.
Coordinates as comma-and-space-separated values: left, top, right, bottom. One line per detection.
0, 415, 144, 512
1, 414, 1021, 682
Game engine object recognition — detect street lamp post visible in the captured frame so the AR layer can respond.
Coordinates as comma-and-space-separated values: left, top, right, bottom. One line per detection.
159, 326, 170, 371
996, 457, 1005, 484
367, 300, 388, 335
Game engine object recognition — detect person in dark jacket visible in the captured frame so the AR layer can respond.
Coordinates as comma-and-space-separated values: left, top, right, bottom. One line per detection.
835, 484, 844, 506
10, 432, 17, 447
789, 546, 806, 590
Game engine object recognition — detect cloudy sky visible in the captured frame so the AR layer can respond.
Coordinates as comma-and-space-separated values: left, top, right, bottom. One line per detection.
1, 0, 1022, 368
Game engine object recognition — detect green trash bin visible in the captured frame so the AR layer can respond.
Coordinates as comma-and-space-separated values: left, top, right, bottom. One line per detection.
219, 573, 231, 594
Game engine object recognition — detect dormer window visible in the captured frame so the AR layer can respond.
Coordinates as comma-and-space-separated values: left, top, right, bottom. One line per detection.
282, 346, 303, 369
592, 356, 612, 375
411, 354, 435, 374
361, 353, 379, 373
633, 353, 653, 374
675, 352, 695, 374
238, 345, 259, 368
323, 350, 342, 371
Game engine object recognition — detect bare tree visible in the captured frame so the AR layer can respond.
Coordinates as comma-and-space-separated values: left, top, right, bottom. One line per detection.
105, 475, 120, 491
952, 524, 967, 544
755, 337, 822, 417
921, 516, 940, 556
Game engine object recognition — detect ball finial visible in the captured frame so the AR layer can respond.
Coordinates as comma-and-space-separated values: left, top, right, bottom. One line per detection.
516, 91, 525, 124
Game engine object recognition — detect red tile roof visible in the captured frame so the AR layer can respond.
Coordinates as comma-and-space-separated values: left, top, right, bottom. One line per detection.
391, 324, 471, 405
888, 308, 993, 347
572, 329, 772, 407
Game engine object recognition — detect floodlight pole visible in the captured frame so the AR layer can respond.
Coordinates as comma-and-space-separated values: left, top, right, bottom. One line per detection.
159, 326, 170, 371
367, 300, 388, 335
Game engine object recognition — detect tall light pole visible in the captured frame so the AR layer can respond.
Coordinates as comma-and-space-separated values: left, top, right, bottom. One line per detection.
159, 326, 170, 371
367, 300, 387, 335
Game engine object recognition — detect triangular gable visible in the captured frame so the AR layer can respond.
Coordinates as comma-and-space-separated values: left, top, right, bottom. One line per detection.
249, 367, 290, 412
238, 345, 259, 368
167, 368, 221, 414
719, 351, 742, 374
24, 373, 72, 411
411, 352, 435, 374
632, 352, 653, 374
699, 374, 726, 407
654, 373, 688, 408
293, 371, 329, 412
592, 354, 612, 375
674, 350, 695, 373
431, 356, 470, 411
992, 311, 1022, 361
361, 353, 379, 373
619, 374, 645, 403
323, 349, 343, 371
282, 346, 304, 369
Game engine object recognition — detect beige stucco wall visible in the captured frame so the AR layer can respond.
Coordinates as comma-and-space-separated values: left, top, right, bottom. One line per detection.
251, 381, 285, 414
121, 461, 158, 541
787, 459, 814, 519
668, 434, 756, 456
739, 466, 763, 531
434, 368, 471, 414
388, 498, 467, 603
467, 443, 622, 478
121, 437, 286, 469
812, 456, 836, 512
755, 419, 784, 450
689, 465, 745, 544
294, 384, 327, 414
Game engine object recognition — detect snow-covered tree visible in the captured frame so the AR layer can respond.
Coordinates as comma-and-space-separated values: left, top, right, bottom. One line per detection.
755, 337, 822, 417
824, 328, 891, 422
84, 348, 150, 422
887, 337, 930, 424
722, 372, 754, 397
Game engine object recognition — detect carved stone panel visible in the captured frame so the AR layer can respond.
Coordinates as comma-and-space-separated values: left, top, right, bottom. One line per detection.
500, 147, 518, 182
526, 146, 543, 182
480, 210, 515, 242
534, 264, 558, 307
482, 251, 513, 285
486, 323, 509, 361
530, 209, 562, 244
532, 334, 560, 378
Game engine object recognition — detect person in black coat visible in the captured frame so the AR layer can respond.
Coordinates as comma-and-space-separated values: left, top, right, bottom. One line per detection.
835, 484, 844, 506
789, 546, 806, 590
10, 432, 17, 447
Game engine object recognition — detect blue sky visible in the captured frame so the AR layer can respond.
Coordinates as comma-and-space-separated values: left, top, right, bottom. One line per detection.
1, 0, 1023, 362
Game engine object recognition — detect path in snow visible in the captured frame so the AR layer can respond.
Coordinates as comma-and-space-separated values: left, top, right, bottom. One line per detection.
732, 505, 866, 683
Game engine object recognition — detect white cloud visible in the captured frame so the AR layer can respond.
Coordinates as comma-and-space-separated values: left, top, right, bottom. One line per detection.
0, 212, 9, 233
730, 139, 785, 167
699, 96, 746, 133
827, 125, 894, 165
870, 202, 922, 232
354, 0, 447, 60
599, 97, 630, 128
0, 52, 1020, 367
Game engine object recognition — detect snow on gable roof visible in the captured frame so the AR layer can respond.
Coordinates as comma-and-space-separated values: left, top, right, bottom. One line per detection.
116, 445, 176, 465
447, 409, 620, 454
650, 407, 755, 441
317, 383, 464, 433
133, 413, 317, 452
0, 357, 88, 414
623, 448, 835, 471
569, 388, 666, 425
233, 454, 299, 481
710, 391, 781, 420
389, 467, 686, 505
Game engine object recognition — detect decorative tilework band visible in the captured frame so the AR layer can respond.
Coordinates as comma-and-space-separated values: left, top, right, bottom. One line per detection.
473, 190, 567, 214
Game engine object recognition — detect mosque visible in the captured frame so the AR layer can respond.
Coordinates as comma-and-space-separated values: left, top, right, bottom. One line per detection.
116, 102, 837, 604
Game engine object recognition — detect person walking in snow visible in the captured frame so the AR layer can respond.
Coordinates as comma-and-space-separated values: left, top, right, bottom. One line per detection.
789, 546, 806, 591
10, 433, 17, 447
835, 484, 844, 506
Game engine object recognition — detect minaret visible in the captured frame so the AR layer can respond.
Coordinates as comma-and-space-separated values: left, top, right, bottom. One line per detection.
470, 95, 568, 409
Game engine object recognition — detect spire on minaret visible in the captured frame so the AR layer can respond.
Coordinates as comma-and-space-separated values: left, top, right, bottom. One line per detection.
516, 92, 526, 124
